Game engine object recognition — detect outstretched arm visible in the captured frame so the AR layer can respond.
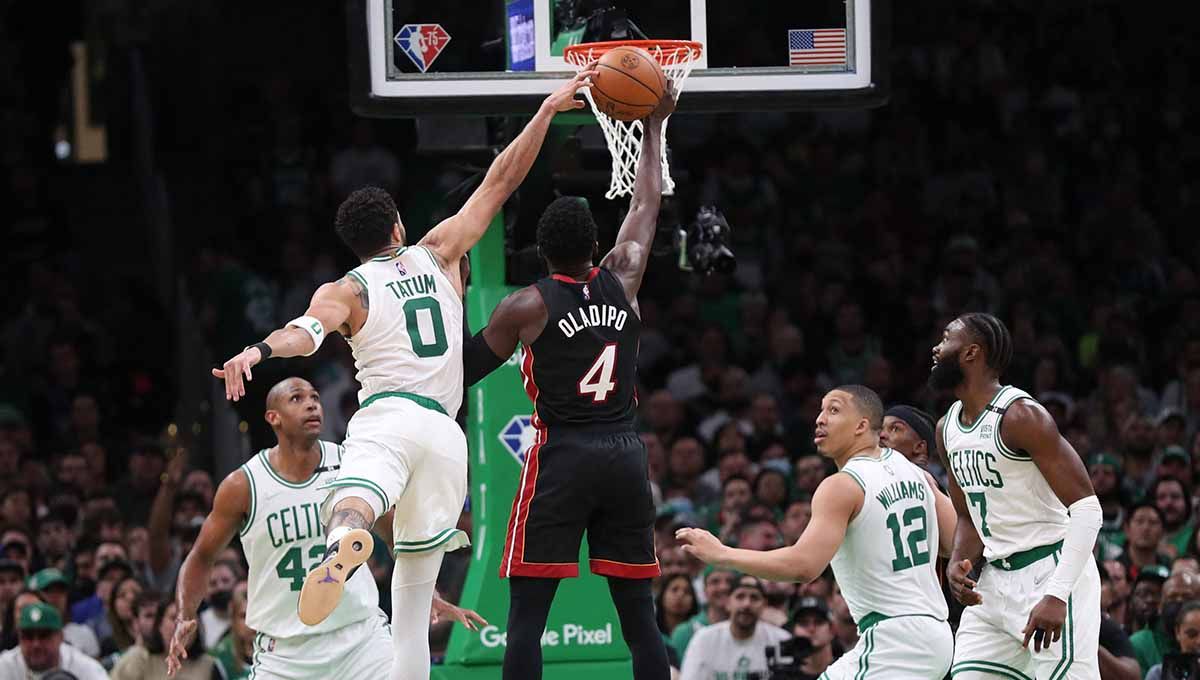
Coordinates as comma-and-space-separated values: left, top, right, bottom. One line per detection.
675, 473, 861, 583
212, 277, 360, 401
1004, 400, 1101, 651
166, 470, 249, 676
601, 91, 675, 302
463, 286, 548, 386
419, 69, 598, 272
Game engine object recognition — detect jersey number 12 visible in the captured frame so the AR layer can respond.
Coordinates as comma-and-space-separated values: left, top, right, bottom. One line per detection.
578, 344, 618, 403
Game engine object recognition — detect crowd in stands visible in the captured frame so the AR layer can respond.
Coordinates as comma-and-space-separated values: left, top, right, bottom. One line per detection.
3, 0, 1199, 677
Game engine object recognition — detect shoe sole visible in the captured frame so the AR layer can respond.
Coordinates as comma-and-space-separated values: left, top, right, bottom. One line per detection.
297, 528, 374, 626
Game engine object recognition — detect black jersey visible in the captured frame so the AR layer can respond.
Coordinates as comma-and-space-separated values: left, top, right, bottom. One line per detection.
521, 267, 641, 428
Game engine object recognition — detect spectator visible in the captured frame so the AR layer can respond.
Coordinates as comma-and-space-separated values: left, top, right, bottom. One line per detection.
1145, 601, 1200, 680
655, 574, 699, 637
110, 592, 217, 680
1131, 571, 1200, 674
200, 559, 242, 649
1119, 502, 1173, 578
1131, 566, 1170, 635
1153, 477, 1195, 558
779, 498, 812, 545
733, 517, 783, 552
670, 567, 736, 661
667, 437, 717, 507
793, 455, 827, 499
1093, 455, 1129, 560
0, 489, 33, 530
679, 575, 790, 680
0, 527, 33, 576
828, 594, 858, 654
27, 568, 100, 657
707, 475, 753, 538
35, 505, 76, 572
752, 468, 789, 515
0, 561, 23, 627
114, 442, 166, 525
98, 574, 143, 658
1102, 560, 1132, 630
71, 541, 129, 627
1096, 562, 1142, 680
209, 582, 252, 680
789, 596, 839, 677
0, 602, 107, 679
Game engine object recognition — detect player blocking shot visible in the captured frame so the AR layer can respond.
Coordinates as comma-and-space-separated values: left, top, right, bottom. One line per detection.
462, 89, 675, 679
210, 69, 597, 680
931, 313, 1103, 679
676, 385, 958, 679
166, 378, 483, 678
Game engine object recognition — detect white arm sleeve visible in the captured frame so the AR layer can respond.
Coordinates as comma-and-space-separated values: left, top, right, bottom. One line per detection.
1044, 495, 1102, 603
287, 315, 326, 357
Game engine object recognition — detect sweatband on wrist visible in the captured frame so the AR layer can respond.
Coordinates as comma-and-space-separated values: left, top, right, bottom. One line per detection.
1044, 495, 1103, 602
247, 342, 272, 360
287, 316, 326, 356
464, 328, 507, 386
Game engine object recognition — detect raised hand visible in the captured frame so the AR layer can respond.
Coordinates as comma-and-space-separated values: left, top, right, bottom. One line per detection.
431, 596, 489, 632
675, 527, 729, 566
543, 66, 599, 113
647, 80, 677, 124
165, 616, 198, 676
212, 346, 263, 402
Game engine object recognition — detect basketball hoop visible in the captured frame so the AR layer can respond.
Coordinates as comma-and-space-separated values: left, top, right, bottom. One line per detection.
564, 40, 703, 199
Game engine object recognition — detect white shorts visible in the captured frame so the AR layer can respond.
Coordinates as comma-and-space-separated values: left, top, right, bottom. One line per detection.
249, 613, 391, 679
321, 395, 470, 555
951, 549, 1101, 680
819, 615, 953, 680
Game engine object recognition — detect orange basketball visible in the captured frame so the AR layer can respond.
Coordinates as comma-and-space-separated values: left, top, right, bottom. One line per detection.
589, 46, 667, 122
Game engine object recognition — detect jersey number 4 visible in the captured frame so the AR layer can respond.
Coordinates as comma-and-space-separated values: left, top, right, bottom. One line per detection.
578, 344, 618, 403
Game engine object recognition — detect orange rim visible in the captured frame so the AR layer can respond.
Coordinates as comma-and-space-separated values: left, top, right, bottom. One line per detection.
563, 40, 703, 66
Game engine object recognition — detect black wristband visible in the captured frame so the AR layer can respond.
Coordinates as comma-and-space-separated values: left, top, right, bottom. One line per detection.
251, 342, 272, 360
463, 329, 506, 386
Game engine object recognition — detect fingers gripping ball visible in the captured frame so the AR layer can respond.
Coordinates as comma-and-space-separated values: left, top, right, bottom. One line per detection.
589, 46, 667, 122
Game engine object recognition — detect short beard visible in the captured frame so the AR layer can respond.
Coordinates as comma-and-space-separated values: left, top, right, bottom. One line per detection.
928, 350, 966, 390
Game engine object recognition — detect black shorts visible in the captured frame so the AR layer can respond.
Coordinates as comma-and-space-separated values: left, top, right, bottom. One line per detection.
499, 424, 659, 579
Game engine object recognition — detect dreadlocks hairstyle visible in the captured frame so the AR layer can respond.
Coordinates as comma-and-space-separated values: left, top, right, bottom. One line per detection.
833, 384, 884, 432
960, 312, 1014, 376
334, 187, 399, 259
536, 196, 597, 265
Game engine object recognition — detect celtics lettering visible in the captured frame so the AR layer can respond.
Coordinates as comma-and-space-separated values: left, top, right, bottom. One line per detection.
266, 502, 324, 548
950, 449, 1004, 489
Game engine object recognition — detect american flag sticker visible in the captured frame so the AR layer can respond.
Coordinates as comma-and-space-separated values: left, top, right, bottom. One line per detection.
788, 29, 847, 67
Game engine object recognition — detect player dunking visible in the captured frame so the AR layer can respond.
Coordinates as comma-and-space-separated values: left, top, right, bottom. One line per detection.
166, 378, 484, 678
462, 91, 674, 679
931, 313, 1102, 679
677, 385, 958, 678
210, 70, 597, 680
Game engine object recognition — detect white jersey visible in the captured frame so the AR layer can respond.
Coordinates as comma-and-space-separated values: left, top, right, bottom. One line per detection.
941, 385, 1068, 563
830, 449, 948, 627
240, 442, 379, 638
344, 245, 464, 417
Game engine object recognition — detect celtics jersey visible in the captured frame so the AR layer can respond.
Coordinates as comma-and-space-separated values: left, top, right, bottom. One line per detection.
942, 386, 1068, 563
239, 442, 379, 638
830, 449, 948, 626
345, 245, 464, 417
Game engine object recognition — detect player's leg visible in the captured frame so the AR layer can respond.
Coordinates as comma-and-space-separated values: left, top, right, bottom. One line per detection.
828, 616, 952, 679
390, 550, 445, 680
588, 431, 668, 680
1027, 558, 1101, 680
385, 409, 471, 679
502, 576, 562, 680
500, 432, 591, 679
950, 568, 1035, 679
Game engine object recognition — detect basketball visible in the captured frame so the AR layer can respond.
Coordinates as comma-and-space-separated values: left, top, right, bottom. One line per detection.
589, 46, 667, 122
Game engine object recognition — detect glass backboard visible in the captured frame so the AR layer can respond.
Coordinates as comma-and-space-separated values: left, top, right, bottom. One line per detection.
348, 0, 889, 116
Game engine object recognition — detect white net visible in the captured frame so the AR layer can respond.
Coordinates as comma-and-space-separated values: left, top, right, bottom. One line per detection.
564, 41, 702, 199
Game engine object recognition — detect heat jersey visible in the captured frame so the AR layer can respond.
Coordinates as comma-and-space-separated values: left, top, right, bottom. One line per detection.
239, 442, 379, 638
520, 267, 640, 428
941, 386, 1069, 563
344, 245, 463, 417
831, 449, 948, 626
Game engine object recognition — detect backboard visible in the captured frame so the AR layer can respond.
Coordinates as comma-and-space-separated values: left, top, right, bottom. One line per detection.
348, 0, 889, 116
